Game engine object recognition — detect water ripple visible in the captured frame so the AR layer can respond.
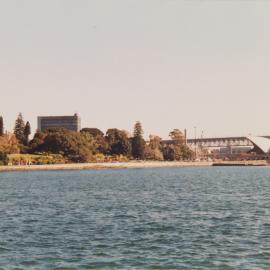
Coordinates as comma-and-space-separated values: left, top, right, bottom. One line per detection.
0, 167, 270, 269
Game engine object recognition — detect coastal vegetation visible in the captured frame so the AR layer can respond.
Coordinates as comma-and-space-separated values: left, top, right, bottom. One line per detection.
0, 116, 3, 136
132, 121, 146, 160
0, 134, 19, 165
163, 129, 193, 161
0, 114, 194, 165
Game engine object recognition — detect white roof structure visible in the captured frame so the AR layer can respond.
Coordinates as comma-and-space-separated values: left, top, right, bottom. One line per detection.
247, 136, 270, 154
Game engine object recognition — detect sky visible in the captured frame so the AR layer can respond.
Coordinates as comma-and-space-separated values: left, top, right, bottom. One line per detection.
1, 0, 270, 139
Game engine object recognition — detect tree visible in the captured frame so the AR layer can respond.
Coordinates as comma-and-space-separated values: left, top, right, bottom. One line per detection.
14, 113, 25, 144
80, 128, 104, 137
106, 128, 131, 156
169, 129, 185, 144
30, 128, 96, 163
81, 128, 108, 154
162, 144, 175, 161
144, 135, 164, 160
132, 121, 145, 159
0, 116, 4, 136
0, 134, 20, 154
24, 121, 31, 145
29, 131, 47, 153
163, 129, 194, 161
0, 152, 8, 165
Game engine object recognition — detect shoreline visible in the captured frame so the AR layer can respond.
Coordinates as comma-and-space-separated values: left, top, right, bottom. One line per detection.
0, 161, 213, 172
0, 160, 269, 172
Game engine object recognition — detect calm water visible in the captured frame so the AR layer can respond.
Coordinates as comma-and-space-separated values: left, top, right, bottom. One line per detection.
0, 167, 270, 270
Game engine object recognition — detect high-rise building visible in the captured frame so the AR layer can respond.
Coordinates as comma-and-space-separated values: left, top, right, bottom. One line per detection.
37, 114, 81, 132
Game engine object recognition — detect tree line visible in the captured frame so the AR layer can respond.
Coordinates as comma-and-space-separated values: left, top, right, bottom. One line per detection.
0, 114, 194, 164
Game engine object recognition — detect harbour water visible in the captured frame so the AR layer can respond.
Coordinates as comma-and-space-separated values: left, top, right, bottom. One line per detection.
0, 167, 270, 269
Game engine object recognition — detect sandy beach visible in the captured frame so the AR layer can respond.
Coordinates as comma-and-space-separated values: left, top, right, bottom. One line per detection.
0, 161, 213, 172
1, 160, 269, 172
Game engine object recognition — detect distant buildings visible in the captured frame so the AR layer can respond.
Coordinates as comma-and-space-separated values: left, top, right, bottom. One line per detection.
247, 136, 270, 154
163, 135, 270, 159
187, 136, 254, 157
37, 114, 81, 132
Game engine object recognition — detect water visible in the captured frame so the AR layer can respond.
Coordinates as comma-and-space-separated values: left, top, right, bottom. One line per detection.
0, 167, 270, 270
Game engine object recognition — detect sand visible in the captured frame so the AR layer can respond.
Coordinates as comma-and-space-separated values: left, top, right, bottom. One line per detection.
1, 160, 269, 172
0, 161, 213, 172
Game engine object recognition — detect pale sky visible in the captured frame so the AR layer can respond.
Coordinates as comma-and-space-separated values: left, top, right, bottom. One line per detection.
1, 0, 270, 139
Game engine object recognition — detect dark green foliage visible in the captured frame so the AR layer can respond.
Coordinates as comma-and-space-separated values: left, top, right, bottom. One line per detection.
24, 121, 31, 145
0, 116, 4, 136
14, 113, 25, 144
132, 122, 145, 159
169, 129, 185, 144
163, 144, 193, 161
162, 129, 194, 161
81, 128, 108, 154
162, 145, 175, 161
144, 135, 164, 160
29, 128, 96, 163
0, 152, 8, 165
132, 136, 145, 159
133, 122, 143, 137
106, 129, 131, 156
81, 128, 104, 137
180, 144, 194, 160
9, 115, 194, 162
29, 131, 46, 153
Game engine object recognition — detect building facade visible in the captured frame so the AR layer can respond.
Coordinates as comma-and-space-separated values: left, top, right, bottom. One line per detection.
163, 135, 270, 159
37, 114, 81, 132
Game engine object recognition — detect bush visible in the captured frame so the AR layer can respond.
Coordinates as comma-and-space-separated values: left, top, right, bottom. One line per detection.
29, 129, 96, 163
0, 152, 8, 166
